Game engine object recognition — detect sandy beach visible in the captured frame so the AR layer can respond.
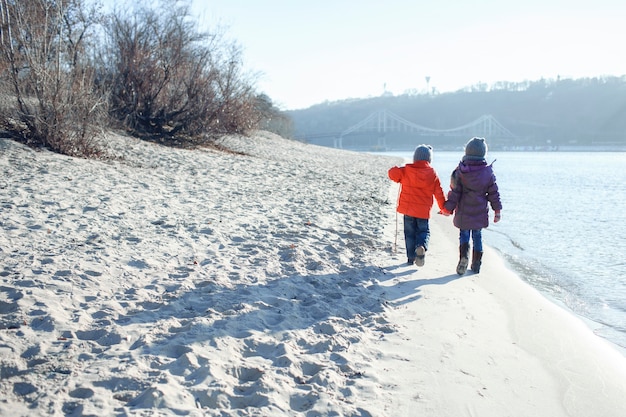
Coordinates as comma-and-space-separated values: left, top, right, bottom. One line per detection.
1, 131, 625, 416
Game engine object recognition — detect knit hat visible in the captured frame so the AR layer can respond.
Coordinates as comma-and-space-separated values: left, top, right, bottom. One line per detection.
413, 144, 433, 163
464, 137, 487, 160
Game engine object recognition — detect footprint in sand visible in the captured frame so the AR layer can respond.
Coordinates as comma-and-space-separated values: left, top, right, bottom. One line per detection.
30, 315, 55, 332
227, 392, 270, 410
13, 382, 38, 396
289, 391, 319, 412
242, 340, 298, 369
69, 387, 94, 399
234, 366, 264, 383
75, 329, 122, 346
0, 300, 19, 315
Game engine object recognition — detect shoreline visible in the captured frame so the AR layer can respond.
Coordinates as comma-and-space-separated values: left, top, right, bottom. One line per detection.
343, 146, 626, 153
375, 184, 626, 415
498, 250, 626, 358
380, 148, 626, 355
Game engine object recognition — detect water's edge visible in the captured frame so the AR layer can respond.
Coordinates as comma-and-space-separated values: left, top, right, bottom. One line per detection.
377, 150, 626, 356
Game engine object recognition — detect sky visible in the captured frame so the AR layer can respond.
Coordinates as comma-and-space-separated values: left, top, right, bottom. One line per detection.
191, 0, 626, 110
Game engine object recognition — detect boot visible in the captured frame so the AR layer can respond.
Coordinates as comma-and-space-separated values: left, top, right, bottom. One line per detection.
456, 243, 469, 275
471, 250, 483, 273
415, 246, 426, 267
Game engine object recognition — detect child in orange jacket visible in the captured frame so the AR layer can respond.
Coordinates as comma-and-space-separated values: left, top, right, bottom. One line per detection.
388, 144, 447, 266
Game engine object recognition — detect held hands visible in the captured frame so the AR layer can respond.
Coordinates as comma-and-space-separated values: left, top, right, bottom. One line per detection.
494, 210, 502, 223
439, 208, 452, 216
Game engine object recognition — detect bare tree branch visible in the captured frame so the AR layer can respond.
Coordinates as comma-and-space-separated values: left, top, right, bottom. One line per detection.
0, 0, 107, 157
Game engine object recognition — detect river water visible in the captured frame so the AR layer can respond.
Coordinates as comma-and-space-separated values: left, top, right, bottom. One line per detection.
381, 150, 626, 353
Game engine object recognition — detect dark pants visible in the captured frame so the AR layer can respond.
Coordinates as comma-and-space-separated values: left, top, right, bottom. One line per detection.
403, 215, 430, 259
459, 229, 483, 252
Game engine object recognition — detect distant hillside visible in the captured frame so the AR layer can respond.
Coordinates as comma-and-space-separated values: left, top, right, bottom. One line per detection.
287, 76, 626, 149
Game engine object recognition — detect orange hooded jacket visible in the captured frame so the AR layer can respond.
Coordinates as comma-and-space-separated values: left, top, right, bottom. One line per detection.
388, 161, 446, 219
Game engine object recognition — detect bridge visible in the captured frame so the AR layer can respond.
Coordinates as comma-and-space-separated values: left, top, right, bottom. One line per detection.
303, 110, 517, 150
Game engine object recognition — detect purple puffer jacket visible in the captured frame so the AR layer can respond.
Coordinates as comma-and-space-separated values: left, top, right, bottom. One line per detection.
444, 159, 502, 230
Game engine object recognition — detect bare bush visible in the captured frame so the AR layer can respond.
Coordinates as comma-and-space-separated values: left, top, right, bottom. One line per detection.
254, 93, 294, 138
0, 0, 107, 157
0, 0, 292, 154
104, 0, 261, 144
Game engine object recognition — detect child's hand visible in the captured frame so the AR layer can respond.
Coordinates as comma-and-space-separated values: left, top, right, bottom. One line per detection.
494, 211, 501, 223
439, 208, 452, 216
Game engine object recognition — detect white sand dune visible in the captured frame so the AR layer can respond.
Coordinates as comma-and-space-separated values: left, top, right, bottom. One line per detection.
1, 132, 625, 416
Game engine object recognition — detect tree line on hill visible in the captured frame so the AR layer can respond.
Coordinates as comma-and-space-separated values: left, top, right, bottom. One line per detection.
287, 76, 626, 148
0, 0, 290, 157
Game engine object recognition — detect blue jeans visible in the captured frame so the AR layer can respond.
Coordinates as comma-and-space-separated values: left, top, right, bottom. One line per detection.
459, 229, 483, 252
403, 215, 430, 259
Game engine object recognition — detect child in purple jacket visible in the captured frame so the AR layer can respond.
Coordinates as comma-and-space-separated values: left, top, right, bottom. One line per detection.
443, 137, 502, 275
